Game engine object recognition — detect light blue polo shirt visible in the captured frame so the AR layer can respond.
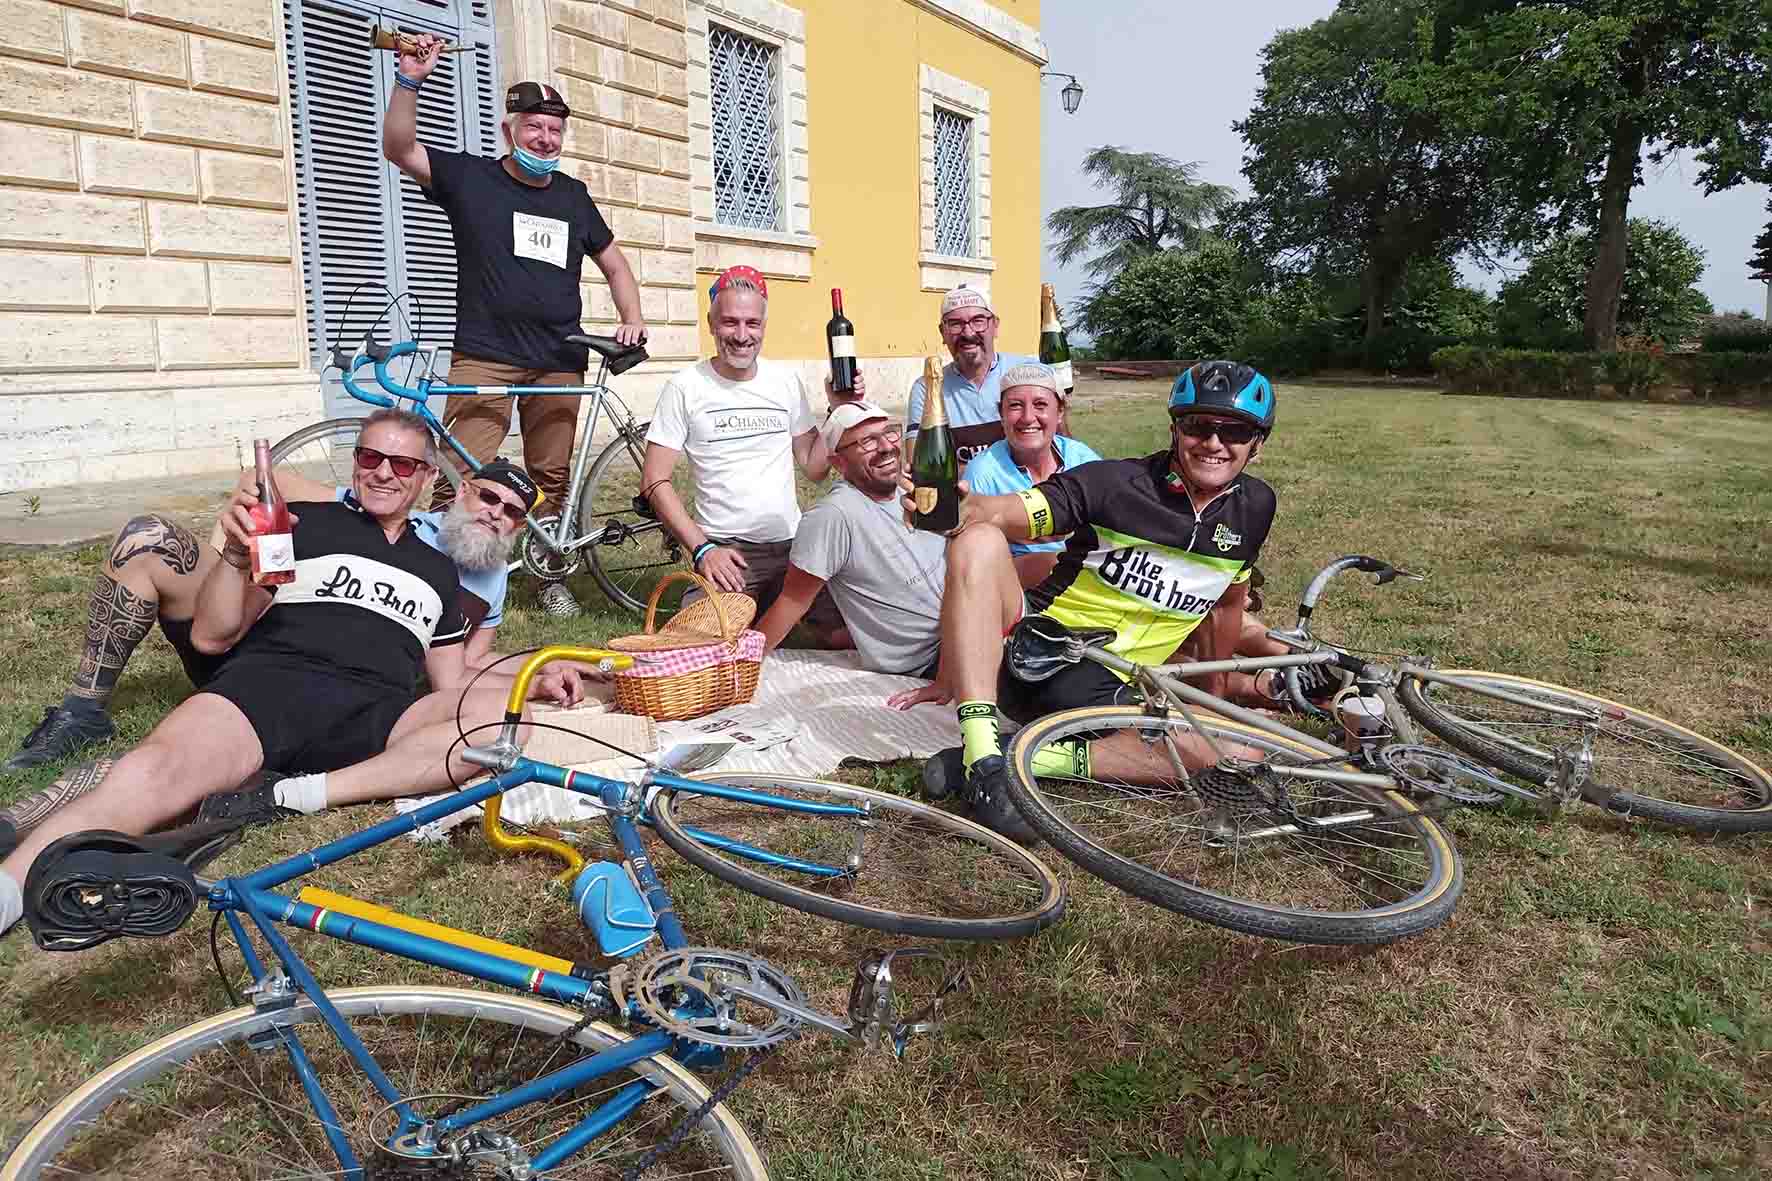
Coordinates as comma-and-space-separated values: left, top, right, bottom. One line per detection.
905, 352, 1038, 468
961, 435, 1104, 554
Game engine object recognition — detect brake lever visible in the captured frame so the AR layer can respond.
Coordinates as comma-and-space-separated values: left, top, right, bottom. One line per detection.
1371, 565, 1427, 587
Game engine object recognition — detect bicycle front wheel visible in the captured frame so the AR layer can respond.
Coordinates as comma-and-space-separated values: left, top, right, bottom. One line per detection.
576, 421, 691, 613
4, 985, 766, 1180
1005, 708, 1463, 945
1399, 670, 1772, 834
650, 773, 1066, 940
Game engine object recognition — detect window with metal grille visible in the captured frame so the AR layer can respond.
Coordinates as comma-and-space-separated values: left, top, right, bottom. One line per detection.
932, 106, 974, 257
708, 24, 782, 231
282, 0, 498, 418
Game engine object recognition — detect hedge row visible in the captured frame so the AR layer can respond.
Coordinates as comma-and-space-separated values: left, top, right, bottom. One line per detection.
1430, 346, 1772, 403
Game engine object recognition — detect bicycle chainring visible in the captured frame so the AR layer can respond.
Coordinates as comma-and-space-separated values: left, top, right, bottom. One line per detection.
1377, 744, 1514, 804
623, 946, 807, 1049
519, 515, 581, 581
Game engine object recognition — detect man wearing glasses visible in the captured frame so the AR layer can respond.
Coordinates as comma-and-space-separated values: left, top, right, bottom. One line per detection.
0, 411, 587, 938
905, 286, 1039, 466
755, 403, 947, 676
907, 361, 1280, 843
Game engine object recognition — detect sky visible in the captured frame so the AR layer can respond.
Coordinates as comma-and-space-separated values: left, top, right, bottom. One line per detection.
1037, 0, 1772, 321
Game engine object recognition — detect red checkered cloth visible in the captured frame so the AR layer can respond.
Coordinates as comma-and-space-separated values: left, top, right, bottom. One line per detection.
618, 629, 765, 678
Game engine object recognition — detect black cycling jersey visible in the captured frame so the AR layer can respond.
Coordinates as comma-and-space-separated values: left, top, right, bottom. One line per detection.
227, 500, 466, 692
1017, 451, 1276, 673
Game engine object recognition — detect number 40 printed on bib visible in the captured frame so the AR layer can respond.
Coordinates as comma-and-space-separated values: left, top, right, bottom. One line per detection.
513, 212, 568, 268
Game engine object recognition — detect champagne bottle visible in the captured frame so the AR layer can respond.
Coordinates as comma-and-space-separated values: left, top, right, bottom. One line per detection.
826, 288, 857, 395
1039, 283, 1074, 396
249, 438, 296, 586
911, 356, 960, 534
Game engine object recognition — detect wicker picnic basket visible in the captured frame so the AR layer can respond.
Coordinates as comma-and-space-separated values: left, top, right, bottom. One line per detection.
606, 571, 762, 722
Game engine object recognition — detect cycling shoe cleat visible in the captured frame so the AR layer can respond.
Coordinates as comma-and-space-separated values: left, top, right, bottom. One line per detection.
963, 756, 1040, 846
197, 772, 297, 828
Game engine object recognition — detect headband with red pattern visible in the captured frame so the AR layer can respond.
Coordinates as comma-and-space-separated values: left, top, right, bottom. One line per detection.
708, 265, 768, 302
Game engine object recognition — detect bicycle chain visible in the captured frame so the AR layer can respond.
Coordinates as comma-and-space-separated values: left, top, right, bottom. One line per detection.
618, 1030, 799, 1181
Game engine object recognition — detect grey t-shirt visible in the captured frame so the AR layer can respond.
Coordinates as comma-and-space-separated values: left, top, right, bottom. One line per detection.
790, 482, 946, 674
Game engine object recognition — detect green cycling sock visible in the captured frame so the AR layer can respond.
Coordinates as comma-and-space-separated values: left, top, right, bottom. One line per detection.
956, 701, 1000, 770
1029, 739, 1090, 780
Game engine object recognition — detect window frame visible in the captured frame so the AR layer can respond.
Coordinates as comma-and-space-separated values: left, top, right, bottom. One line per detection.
706, 21, 786, 234
918, 64, 992, 292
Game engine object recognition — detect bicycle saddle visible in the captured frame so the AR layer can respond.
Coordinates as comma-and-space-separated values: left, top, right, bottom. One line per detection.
567, 333, 650, 376
1006, 615, 1114, 682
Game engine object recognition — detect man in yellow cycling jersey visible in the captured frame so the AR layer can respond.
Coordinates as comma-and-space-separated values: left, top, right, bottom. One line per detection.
910, 361, 1279, 842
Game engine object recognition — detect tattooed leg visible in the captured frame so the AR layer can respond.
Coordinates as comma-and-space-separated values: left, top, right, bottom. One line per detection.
0, 757, 114, 835
68, 573, 157, 708
107, 513, 200, 577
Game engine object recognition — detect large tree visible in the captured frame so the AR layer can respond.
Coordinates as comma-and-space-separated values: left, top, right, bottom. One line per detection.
1424, 0, 1772, 351
1046, 147, 1236, 281
1752, 198, 1772, 278
1234, 1, 1503, 351
1076, 240, 1253, 361
1495, 217, 1712, 347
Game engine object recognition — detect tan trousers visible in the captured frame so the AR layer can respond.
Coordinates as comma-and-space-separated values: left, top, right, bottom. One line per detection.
430, 354, 585, 512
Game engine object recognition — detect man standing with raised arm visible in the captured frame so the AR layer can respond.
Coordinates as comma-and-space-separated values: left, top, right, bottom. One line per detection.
384, 35, 646, 616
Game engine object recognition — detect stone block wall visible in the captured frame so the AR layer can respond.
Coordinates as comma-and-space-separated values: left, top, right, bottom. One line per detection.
0, 0, 316, 494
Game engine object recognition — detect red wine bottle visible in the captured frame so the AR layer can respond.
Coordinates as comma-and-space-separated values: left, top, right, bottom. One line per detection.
826, 288, 857, 394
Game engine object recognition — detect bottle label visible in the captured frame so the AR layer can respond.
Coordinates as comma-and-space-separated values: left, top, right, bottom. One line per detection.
254, 532, 296, 573
829, 334, 856, 359
913, 486, 938, 513
1052, 360, 1074, 389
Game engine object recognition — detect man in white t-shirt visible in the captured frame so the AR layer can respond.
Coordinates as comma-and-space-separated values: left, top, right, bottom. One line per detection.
640, 265, 855, 621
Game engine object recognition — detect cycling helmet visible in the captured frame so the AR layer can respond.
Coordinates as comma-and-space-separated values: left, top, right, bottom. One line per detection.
1168, 361, 1275, 434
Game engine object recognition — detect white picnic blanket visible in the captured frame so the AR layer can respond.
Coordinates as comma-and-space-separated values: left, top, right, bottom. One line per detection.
394, 649, 959, 837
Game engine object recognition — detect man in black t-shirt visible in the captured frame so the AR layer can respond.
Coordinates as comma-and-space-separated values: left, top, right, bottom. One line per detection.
0, 412, 592, 939
385, 37, 645, 614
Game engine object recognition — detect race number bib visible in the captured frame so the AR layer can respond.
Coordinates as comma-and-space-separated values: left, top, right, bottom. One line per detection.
513, 212, 569, 268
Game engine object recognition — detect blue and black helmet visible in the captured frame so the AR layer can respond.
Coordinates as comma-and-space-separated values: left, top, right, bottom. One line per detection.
1168, 361, 1276, 434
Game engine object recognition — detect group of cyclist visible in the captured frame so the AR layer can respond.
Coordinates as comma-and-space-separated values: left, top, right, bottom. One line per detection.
0, 41, 1316, 942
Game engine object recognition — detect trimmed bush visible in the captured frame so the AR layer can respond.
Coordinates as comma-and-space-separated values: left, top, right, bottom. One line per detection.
1600, 350, 1665, 400
1431, 346, 1599, 398
1699, 322, 1772, 354
1689, 351, 1772, 401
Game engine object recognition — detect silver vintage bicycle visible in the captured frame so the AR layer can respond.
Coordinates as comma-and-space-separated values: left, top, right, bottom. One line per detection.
998, 555, 1772, 946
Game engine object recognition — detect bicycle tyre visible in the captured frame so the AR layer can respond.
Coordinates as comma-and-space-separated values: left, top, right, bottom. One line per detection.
576, 421, 690, 614
650, 773, 1066, 941
1004, 707, 1463, 945
3, 984, 766, 1180
1399, 670, 1772, 834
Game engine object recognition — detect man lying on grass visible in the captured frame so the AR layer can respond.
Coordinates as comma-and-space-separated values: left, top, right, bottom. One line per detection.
0, 411, 595, 940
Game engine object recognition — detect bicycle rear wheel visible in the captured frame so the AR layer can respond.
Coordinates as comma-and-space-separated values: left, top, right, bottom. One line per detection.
3, 985, 765, 1180
1004, 707, 1463, 945
650, 773, 1066, 940
576, 422, 691, 614
1399, 670, 1772, 833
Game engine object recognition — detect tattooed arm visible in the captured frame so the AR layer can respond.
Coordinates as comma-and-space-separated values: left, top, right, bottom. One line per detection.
0, 757, 116, 837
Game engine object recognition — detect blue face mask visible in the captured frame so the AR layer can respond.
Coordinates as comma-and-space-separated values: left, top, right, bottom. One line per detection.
511, 144, 560, 178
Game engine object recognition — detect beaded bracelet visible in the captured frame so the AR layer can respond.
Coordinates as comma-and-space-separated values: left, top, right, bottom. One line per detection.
394, 72, 423, 92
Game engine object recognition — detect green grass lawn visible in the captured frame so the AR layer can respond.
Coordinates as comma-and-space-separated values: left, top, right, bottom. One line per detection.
1, 382, 1768, 1179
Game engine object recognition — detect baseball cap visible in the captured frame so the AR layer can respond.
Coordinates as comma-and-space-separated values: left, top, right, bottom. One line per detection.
473, 459, 543, 512
940, 285, 993, 319
820, 401, 891, 453
708, 264, 768, 302
1000, 362, 1064, 400
506, 81, 570, 119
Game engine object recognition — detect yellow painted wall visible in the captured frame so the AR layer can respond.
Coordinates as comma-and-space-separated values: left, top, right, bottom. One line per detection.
696, 0, 1045, 363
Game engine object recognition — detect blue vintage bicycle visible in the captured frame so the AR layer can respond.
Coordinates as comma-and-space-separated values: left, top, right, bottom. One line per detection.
271, 336, 694, 614
4, 646, 1063, 1179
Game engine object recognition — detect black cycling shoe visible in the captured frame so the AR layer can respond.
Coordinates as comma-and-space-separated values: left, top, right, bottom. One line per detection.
0, 816, 16, 859
920, 746, 964, 801
4, 705, 115, 772
963, 756, 1040, 846
196, 772, 297, 828
1265, 663, 1343, 708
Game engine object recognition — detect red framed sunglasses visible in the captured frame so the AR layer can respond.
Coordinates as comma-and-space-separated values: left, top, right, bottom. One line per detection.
353, 445, 429, 478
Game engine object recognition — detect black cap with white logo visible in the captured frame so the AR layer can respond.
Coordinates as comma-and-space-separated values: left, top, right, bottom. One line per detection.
476, 459, 544, 512
505, 81, 570, 119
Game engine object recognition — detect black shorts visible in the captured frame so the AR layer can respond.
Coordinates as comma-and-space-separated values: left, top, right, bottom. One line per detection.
159, 616, 229, 688
995, 654, 1136, 726
203, 659, 416, 775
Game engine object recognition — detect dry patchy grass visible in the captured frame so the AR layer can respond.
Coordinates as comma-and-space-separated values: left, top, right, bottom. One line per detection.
0, 385, 1768, 1179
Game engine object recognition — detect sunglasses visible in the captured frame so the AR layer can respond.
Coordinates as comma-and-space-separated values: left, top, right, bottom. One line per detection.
472, 485, 528, 526
353, 445, 430, 478
1174, 418, 1263, 446
836, 424, 903, 455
